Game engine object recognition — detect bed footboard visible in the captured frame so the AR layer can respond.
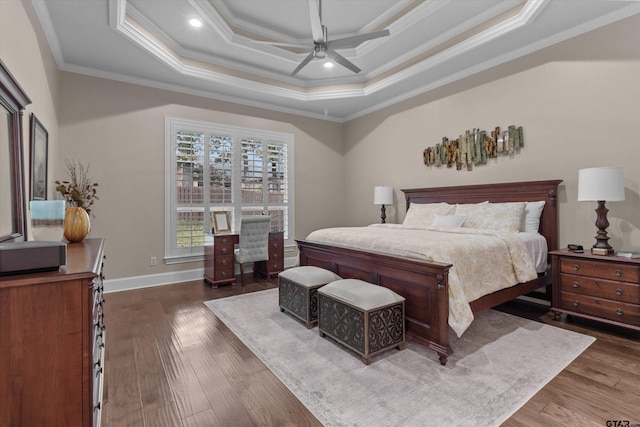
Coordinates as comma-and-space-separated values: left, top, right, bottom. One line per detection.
297, 239, 454, 364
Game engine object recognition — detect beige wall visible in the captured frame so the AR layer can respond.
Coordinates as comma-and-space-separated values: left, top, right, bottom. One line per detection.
344, 15, 640, 251
57, 73, 345, 279
0, 0, 61, 202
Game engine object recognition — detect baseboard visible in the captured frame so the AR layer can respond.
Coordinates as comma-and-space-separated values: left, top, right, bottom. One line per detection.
104, 256, 299, 293
104, 268, 204, 293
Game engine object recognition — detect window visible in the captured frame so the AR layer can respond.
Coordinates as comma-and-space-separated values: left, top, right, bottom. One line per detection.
165, 118, 294, 263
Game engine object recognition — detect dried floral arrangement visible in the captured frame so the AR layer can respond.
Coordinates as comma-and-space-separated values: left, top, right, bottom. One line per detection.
423, 125, 523, 171
55, 159, 99, 216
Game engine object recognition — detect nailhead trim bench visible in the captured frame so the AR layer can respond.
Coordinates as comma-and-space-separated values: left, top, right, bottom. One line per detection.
278, 266, 342, 328
318, 279, 405, 365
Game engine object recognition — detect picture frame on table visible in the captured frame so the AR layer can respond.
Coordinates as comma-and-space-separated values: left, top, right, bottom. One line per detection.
212, 211, 231, 234
30, 114, 48, 200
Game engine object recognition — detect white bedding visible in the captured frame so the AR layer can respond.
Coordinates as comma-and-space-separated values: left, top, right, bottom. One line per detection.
306, 224, 540, 337
515, 232, 549, 273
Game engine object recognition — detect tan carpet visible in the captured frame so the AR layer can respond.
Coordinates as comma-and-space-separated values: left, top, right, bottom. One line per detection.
205, 289, 594, 427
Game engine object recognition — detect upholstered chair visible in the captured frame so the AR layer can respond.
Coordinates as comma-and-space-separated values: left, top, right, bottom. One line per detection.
234, 215, 272, 281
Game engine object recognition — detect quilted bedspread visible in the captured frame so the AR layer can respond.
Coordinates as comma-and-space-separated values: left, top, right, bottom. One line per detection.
306, 224, 537, 337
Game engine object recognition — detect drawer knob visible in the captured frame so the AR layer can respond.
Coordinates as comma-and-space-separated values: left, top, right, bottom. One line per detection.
573, 300, 580, 307
615, 288, 623, 296
616, 308, 623, 316
221, 272, 228, 277
222, 260, 228, 266
572, 264, 580, 271
221, 248, 228, 254
615, 270, 622, 277
572, 282, 579, 288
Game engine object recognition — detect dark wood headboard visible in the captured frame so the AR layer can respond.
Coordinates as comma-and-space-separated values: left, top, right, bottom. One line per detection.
402, 180, 563, 252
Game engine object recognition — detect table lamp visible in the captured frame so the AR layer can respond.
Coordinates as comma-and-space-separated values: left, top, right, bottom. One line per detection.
577, 166, 625, 255
373, 186, 393, 224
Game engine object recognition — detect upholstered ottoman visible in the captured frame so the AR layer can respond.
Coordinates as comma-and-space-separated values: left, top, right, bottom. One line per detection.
278, 266, 342, 328
318, 279, 405, 365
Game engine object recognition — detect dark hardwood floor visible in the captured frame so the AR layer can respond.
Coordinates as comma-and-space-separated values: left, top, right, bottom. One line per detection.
102, 276, 640, 426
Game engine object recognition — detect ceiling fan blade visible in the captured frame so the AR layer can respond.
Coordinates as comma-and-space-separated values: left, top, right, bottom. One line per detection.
307, 0, 324, 43
290, 51, 316, 76
252, 40, 309, 49
326, 29, 390, 50
326, 49, 361, 74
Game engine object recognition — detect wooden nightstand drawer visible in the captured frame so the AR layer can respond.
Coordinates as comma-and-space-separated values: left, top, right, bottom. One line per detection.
559, 273, 640, 304
561, 291, 640, 325
559, 258, 640, 283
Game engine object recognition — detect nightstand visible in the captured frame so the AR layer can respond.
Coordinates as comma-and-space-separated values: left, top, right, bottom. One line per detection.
550, 249, 640, 331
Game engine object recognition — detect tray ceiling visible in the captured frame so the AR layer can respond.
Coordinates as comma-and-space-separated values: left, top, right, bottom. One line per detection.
33, 0, 640, 121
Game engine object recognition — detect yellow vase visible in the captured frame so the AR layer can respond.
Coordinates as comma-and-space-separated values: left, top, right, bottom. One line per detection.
64, 207, 91, 243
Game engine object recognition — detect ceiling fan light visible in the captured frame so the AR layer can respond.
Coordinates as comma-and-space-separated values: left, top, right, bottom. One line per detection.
189, 18, 202, 28
324, 61, 334, 69
314, 44, 327, 58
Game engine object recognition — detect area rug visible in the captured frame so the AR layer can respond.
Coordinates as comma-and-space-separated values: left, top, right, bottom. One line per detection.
205, 289, 594, 427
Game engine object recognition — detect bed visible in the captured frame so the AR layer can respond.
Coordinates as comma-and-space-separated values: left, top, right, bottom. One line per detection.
296, 179, 562, 365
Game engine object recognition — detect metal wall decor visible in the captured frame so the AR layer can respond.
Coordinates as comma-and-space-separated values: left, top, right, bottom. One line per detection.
423, 125, 523, 171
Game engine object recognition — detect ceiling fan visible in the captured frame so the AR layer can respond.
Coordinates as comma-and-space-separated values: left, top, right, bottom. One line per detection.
260, 0, 390, 76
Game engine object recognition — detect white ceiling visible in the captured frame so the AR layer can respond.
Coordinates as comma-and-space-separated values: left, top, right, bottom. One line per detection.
32, 0, 640, 122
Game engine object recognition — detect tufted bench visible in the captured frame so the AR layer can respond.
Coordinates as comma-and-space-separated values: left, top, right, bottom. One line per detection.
318, 279, 405, 365
278, 266, 342, 328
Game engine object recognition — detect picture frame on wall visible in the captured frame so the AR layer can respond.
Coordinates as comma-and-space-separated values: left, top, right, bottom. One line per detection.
30, 114, 48, 200
212, 211, 231, 234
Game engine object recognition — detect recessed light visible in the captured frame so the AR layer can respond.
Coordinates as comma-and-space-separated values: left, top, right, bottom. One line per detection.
324, 61, 334, 69
189, 18, 202, 27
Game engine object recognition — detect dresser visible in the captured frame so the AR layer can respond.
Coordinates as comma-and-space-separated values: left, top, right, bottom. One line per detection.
204, 231, 284, 287
550, 249, 640, 331
0, 238, 106, 426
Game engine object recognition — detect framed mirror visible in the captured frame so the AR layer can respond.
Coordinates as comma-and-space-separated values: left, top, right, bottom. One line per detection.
0, 59, 31, 243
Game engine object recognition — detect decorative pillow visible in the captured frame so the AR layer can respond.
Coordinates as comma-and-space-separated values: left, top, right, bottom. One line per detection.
431, 213, 468, 228
403, 202, 455, 228
454, 201, 489, 216
463, 202, 526, 232
520, 201, 546, 233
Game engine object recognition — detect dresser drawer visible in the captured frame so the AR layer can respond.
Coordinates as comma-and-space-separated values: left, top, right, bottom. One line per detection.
268, 260, 284, 272
269, 234, 283, 248
561, 291, 640, 325
214, 255, 234, 281
559, 258, 640, 283
559, 273, 640, 304
214, 235, 235, 255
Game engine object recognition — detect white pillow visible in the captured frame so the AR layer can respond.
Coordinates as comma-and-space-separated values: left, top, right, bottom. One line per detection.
403, 202, 455, 228
463, 202, 526, 232
431, 213, 468, 228
520, 201, 546, 233
454, 201, 489, 216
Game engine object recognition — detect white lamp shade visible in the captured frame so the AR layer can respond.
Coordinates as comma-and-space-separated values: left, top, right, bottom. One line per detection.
373, 186, 393, 205
577, 167, 625, 201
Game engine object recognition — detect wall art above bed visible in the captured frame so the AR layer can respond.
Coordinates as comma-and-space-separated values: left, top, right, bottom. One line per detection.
423, 125, 523, 171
